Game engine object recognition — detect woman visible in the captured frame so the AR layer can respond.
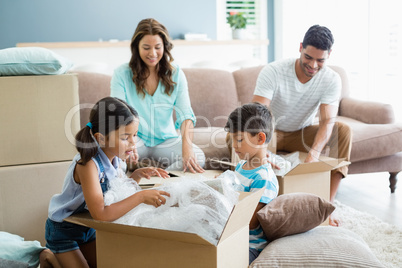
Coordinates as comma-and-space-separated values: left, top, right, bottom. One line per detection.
111, 18, 205, 173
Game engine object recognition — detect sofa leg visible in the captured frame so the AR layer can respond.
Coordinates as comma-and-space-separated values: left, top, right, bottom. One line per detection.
389, 172, 399, 193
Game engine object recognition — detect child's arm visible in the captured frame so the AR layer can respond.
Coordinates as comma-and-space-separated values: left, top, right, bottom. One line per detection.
76, 160, 170, 222
130, 167, 170, 183
250, 202, 266, 229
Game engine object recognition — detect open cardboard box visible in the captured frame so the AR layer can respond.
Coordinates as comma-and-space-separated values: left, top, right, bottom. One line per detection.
66, 188, 264, 268
211, 151, 349, 202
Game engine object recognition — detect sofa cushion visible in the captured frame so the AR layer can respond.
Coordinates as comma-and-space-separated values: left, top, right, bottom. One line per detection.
257, 193, 335, 241
74, 71, 112, 128
250, 226, 384, 268
192, 127, 230, 169
337, 116, 402, 162
233, 65, 264, 105
183, 68, 239, 128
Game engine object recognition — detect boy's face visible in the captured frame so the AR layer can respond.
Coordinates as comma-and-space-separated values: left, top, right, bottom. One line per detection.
230, 131, 263, 161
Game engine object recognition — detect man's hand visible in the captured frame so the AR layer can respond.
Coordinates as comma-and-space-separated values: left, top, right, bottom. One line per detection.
305, 150, 320, 163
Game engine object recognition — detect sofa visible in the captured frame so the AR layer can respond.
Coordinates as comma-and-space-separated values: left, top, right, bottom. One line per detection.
76, 65, 402, 193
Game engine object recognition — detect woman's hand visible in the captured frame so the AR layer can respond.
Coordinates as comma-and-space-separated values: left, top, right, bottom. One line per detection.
139, 189, 170, 207
182, 146, 205, 173
130, 167, 170, 182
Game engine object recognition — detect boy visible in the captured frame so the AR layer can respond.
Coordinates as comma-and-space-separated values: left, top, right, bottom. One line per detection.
224, 102, 279, 265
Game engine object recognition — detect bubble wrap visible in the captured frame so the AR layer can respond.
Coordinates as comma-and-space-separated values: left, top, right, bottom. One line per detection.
104, 172, 240, 245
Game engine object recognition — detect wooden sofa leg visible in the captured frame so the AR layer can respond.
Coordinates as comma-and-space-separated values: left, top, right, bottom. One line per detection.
389, 172, 399, 193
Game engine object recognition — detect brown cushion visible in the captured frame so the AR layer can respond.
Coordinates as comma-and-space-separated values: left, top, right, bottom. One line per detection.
257, 193, 335, 241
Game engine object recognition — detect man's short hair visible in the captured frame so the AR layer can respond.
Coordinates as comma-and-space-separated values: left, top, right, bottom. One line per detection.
224, 102, 275, 144
302, 25, 334, 51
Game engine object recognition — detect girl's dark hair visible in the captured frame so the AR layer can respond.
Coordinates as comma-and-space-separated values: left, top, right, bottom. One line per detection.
129, 18, 176, 98
75, 97, 139, 165
302, 24, 334, 51
224, 102, 275, 144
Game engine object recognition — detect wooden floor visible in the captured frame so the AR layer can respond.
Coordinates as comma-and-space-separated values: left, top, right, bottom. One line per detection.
335, 172, 402, 228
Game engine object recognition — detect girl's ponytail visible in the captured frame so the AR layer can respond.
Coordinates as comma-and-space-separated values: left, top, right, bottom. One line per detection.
75, 122, 97, 165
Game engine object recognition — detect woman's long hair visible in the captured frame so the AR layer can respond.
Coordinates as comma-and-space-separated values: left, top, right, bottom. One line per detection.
129, 18, 176, 98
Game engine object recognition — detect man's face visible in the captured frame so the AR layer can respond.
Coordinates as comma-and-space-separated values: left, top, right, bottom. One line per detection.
299, 44, 331, 78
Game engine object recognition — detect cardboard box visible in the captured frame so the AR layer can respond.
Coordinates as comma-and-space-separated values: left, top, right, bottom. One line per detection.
275, 152, 349, 200
213, 151, 349, 202
0, 161, 70, 246
0, 74, 80, 166
66, 188, 264, 268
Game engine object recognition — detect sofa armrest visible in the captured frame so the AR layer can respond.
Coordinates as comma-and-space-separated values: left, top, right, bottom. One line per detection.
339, 97, 395, 124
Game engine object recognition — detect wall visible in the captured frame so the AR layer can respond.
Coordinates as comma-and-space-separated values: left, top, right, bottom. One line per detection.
0, 0, 217, 49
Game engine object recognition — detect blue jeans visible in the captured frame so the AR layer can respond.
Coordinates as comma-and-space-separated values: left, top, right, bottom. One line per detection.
45, 219, 96, 254
249, 248, 261, 265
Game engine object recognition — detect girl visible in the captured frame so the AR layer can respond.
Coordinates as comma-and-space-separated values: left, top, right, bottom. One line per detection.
45, 97, 170, 268
111, 18, 205, 173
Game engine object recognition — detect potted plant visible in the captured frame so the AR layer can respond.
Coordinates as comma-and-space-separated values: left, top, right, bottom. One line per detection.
227, 12, 247, 39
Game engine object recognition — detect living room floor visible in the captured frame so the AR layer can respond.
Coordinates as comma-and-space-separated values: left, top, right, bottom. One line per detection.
336, 172, 402, 228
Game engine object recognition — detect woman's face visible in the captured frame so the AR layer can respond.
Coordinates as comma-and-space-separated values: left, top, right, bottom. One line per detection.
138, 34, 164, 69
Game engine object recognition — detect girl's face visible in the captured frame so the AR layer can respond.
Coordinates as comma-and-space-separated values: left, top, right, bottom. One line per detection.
138, 34, 164, 69
102, 120, 139, 161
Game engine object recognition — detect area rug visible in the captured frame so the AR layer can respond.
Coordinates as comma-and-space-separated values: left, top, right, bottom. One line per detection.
334, 200, 402, 268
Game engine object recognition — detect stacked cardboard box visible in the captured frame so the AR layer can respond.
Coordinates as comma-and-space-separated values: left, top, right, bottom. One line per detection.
0, 74, 80, 245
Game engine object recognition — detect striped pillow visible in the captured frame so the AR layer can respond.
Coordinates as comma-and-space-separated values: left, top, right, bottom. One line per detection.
250, 226, 384, 268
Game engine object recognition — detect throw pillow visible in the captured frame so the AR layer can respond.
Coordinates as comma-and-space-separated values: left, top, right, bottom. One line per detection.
250, 226, 385, 268
257, 192, 335, 241
0, 47, 73, 76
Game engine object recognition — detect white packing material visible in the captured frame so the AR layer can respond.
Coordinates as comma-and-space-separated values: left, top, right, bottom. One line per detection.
104, 171, 240, 245
268, 151, 301, 176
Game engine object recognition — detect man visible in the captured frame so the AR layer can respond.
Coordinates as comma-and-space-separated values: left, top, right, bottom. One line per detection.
252, 25, 352, 226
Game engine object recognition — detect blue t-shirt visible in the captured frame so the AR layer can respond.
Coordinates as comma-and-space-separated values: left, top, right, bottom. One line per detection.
235, 160, 279, 251
110, 63, 196, 147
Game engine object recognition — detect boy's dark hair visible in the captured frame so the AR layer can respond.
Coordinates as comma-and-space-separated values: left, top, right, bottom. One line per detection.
75, 97, 139, 165
302, 25, 334, 51
224, 102, 275, 144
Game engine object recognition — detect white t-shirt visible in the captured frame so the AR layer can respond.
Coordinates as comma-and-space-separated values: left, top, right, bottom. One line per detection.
254, 58, 341, 132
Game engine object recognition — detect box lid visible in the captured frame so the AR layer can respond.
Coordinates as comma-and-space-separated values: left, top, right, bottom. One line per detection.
278, 152, 350, 177
66, 188, 264, 246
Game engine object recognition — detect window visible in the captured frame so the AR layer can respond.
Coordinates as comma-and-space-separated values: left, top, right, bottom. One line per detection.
216, 0, 268, 64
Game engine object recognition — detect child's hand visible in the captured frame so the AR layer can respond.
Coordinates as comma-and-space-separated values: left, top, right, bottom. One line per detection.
130, 167, 170, 182
140, 189, 170, 207
128, 148, 139, 165
266, 152, 280, 170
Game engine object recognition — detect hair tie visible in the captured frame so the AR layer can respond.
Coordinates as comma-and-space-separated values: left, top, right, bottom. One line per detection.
86, 122, 93, 129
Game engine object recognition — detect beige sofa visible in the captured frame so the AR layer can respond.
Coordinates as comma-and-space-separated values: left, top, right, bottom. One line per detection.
76, 65, 402, 192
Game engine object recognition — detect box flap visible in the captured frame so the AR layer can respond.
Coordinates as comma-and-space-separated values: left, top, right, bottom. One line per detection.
66, 213, 213, 246
218, 188, 264, 243
285, 159, 340, 176
280, 152, 349, 176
